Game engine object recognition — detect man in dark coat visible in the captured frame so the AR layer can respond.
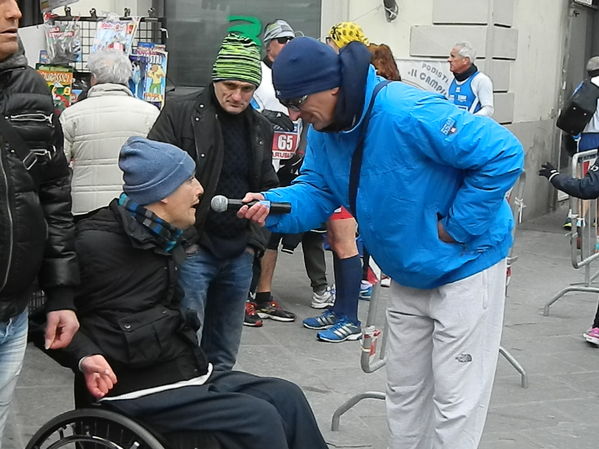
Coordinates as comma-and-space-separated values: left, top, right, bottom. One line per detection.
148, 32, 279, 370
57, 137, 328, 449
0, 0, 79, 442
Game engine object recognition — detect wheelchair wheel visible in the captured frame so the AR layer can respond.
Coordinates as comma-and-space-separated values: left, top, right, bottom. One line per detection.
26, 408, 166, 449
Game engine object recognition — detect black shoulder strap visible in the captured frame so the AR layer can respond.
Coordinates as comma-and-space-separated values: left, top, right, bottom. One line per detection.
348, 80, 391, 218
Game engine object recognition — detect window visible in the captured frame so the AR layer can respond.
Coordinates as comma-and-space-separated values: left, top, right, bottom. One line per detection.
164, 0, 321, 88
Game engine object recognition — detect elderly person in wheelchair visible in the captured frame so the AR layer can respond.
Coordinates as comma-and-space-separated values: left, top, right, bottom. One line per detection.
34, 137, 329, 449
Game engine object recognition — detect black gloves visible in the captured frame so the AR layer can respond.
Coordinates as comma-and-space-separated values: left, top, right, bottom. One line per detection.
261, 109, 294, 132
539, 162, 559, 180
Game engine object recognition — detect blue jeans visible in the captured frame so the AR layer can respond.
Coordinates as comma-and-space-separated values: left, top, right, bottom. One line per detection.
179, 246, 254, 371
0, 309, 28, 445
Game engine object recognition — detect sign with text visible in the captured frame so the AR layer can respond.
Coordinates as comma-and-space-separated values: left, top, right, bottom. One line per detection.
397, 59, 452, 97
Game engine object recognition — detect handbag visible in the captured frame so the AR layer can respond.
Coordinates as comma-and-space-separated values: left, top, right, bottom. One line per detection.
557, 80, 599, 135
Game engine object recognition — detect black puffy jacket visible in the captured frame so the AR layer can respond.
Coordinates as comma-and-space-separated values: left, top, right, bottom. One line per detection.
57, 201, 208, 397
0, 45, 79, 321
148, 87, 279, 254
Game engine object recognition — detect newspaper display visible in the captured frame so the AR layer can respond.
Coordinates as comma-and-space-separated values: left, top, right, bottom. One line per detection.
36, 64, 74, 111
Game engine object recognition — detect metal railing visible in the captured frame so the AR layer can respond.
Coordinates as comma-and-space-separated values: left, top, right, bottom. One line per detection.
544, 149, 599, 315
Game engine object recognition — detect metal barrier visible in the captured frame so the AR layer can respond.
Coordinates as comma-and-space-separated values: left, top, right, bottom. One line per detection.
331, 176, 529, 430
544, 149, 599, 315
331, 259, 387, 432
502, 171, 529, 388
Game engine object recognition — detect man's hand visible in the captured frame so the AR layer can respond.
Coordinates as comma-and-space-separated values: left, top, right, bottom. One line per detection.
261, 110, 294, 132
539, 162, 559, 181
236, 192, 270, 226
80, 355, 118, 399
45, 310, 80, 350
437, 221, 457, 244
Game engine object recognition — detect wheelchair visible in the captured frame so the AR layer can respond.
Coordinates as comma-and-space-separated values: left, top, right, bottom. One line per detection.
26, 407, 222, 449
26, 295, 222, 448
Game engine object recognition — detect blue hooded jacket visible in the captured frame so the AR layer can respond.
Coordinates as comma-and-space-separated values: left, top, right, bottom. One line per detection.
264, 66, 524, 289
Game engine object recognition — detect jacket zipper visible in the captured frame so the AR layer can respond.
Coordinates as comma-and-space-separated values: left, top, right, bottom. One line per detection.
0, 144, 14, 291
8, 113, 53, 125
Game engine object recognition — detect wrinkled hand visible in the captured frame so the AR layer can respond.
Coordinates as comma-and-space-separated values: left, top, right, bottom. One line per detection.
45, 310, 79, 350
437, 221, 456, 244
539, 162, 559, 180
236, 192, 270, 226
80, 355, 118, 399
261, 109, 294, 132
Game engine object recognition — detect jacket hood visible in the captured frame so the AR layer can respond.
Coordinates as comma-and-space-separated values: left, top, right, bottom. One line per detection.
0, 37, 28, 71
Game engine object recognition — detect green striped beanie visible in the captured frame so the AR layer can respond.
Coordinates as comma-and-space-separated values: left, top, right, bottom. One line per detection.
212, 33, 262, 86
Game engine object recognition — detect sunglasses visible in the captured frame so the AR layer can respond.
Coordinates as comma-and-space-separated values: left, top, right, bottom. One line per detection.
279, 95, 308, 112
276, 36, 294, 44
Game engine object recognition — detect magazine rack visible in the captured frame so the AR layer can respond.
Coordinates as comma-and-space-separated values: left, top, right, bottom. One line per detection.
47, 14, 166, 73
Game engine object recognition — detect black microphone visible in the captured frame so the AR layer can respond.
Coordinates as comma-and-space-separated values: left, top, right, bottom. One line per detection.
210, 195, 292, 214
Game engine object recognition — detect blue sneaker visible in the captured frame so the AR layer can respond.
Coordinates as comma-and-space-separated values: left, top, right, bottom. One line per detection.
317, 317, 361, 343
359, 281, 373, 300
303, 309, 339, 330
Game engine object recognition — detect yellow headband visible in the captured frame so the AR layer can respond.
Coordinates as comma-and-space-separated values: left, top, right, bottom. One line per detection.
328, 22, 370, 49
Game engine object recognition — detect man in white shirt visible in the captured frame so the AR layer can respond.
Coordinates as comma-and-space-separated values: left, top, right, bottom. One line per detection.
245, 20, 334, 326
447, 41, 494, 117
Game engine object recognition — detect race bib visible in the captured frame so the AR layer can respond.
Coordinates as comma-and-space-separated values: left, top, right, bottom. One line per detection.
272, 123, 301, 160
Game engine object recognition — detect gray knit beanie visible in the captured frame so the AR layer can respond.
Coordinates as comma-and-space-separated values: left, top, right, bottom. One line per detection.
119, 137, 196, 205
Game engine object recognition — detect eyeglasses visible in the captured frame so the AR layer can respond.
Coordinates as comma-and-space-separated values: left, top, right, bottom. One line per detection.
276, 36, 294, 44
279, 95, 308, 112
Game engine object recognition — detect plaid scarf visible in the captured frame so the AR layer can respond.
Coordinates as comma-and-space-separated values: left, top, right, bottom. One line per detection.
118, 193, 183, 252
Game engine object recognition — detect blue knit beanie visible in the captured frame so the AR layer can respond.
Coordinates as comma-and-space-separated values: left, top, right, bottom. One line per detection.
119, 137, 196, 205
272, 37, 341, 100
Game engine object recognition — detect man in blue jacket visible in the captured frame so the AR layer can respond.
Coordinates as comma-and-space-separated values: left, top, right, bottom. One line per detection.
238, 37, 524, 449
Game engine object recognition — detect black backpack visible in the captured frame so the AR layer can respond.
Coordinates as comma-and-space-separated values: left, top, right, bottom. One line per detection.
557, 80, 599, 135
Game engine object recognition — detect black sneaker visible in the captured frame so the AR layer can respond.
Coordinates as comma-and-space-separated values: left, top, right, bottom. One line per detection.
243, 301, 263, 327
257, 300, 296, 322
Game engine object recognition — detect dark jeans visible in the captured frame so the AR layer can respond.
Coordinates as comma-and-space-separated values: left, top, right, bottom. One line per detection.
104, 371, 328, 449
178, 247, 254, 371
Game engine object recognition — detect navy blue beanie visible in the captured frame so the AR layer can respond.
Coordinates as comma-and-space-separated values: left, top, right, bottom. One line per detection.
272, 36, 341, 100
119, 137, 196, 205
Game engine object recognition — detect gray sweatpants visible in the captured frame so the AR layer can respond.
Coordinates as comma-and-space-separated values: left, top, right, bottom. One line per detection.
385, 260, 506, 449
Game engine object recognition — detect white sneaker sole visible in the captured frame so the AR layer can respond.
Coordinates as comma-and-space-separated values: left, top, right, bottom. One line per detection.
303, 322, 334, 330
583, 333, 599, 345
257, 313, 295, 322
317, 332, 362, 343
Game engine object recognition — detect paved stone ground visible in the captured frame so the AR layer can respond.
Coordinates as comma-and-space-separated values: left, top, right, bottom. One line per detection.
3, 206, 599, 449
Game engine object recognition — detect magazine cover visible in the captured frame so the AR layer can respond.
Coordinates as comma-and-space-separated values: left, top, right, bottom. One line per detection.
135, 42, 168, 109
128, 53, 150, 100
92, 14, 140, 55
36, 64, 74, 111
